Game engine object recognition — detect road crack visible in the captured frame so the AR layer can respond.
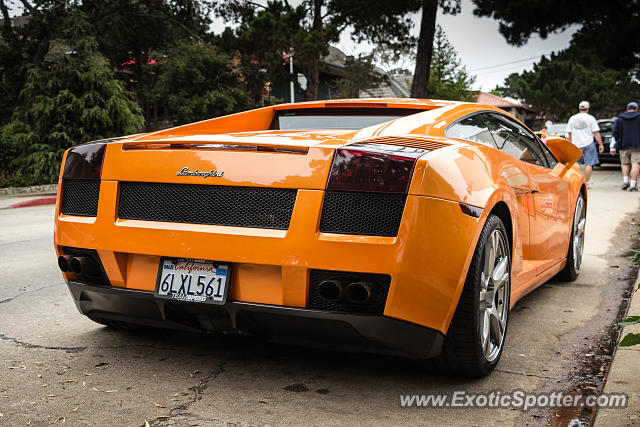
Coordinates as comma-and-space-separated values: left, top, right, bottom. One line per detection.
0, 333, 86, 353
153, 359, 227, 425
0, 282, 65, 305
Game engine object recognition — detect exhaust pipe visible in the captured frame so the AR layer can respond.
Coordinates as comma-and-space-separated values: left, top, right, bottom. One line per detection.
57, 255, 72, 272
69, 256, 99, 276
346, 282, 372, 304
317, 280, 343, 301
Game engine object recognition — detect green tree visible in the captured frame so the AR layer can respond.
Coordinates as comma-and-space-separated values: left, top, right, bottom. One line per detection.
147, 41, 257, 126
217, 0, 420, 101
492, 73, 523, 99
493, 49, 640, 121
1, 12, 144, 186
427, 26, 475, 101
81, 0, 213, 126
334, 54, 385, 98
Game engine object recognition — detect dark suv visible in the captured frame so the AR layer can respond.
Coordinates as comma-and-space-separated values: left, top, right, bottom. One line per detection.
598, 119, 620, 164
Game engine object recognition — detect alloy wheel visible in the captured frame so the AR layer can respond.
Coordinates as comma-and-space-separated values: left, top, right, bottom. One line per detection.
573, 195, 586, 274
479, 229, 510, 363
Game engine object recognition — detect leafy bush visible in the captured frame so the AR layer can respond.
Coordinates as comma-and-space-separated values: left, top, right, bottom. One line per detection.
2, 32, 144, 186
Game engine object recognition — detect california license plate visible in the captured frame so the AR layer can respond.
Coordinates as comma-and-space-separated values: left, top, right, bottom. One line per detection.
154, 258, 229, 305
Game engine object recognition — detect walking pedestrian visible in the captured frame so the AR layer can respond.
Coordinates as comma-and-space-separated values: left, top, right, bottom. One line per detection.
567, 101, 604, 186
612, 102, 640, 191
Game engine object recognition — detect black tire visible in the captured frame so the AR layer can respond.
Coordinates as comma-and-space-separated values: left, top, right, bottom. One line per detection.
438, 214, 511, 377
555, 192, 585, 282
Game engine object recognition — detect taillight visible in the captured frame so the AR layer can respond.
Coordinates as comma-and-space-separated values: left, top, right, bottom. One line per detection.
326, 144, 423, 193
62, 142, 107, 180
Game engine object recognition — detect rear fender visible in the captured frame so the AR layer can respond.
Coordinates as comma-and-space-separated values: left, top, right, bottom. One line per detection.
441, 187, 518, 334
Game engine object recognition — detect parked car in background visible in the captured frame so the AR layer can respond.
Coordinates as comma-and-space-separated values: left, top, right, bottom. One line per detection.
597, 119, 620, 164
546, 123, 568, 139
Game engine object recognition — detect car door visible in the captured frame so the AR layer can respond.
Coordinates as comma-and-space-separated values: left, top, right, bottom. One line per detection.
485, 113, 571, 275
445, 113, 536, 291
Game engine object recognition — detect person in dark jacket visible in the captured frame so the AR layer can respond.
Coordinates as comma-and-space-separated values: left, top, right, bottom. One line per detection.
612, 102, 640, 191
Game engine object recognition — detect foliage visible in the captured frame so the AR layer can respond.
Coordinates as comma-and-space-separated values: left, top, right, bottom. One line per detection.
618, 223, 640, 347
618, 316, 640, 347
0, 11, 144, 186
493, 49, 640, 121
217, 0, 422, 101
334, 54, 385, 99
146, 41, 257, 126
216, 1, 318, 98
471, 0, 640, 71
427, 26, 476, 101
0, 0, 259, 186
82, 0, 213, 126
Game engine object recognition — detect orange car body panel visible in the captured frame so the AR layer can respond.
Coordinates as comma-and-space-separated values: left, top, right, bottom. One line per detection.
54, 98, 585, 336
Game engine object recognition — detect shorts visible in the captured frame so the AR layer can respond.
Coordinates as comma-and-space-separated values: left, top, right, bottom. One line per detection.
577, 142, 599, 166
620, 149, 640, 165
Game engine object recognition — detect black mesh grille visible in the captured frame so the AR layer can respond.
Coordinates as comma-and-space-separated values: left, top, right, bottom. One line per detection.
319, 191, 406, 237
61, 247, 110, 286
309, 270, 390, 315
61, 179, 101, 216
118, 182, 297, 230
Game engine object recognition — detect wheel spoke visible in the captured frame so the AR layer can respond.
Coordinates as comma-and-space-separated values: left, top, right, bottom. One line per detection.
489, 307, 505, 347
484, 244, 495, 287
482, 310, 490, 350
492, 257, 508, 288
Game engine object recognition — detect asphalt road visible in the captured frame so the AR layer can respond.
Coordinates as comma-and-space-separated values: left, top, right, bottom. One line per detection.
0, 168, 638, 426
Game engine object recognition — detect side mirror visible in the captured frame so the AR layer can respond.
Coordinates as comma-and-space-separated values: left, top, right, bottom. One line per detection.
546, 137, 582, 167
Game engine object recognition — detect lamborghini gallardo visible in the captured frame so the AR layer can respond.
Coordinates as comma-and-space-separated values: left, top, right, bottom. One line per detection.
54, 99, 586, 376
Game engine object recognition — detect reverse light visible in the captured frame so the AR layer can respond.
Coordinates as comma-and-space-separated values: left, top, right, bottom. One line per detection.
326, 143, 424, 193
62, 142, 107, 180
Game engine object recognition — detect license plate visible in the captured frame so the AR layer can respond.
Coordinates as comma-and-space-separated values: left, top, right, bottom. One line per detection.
154, 258, 229, 305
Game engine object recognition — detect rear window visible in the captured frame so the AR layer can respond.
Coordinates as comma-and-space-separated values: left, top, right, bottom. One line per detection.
598, 121, 613, 133
270, 108, 424, 130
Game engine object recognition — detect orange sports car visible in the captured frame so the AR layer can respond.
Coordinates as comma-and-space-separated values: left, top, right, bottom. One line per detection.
54, 99, 586, 377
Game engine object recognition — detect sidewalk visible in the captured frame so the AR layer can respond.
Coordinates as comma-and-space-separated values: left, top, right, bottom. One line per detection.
595, 270, 640, 425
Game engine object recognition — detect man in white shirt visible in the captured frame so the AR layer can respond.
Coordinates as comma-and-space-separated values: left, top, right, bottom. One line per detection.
567, 101, 604, 184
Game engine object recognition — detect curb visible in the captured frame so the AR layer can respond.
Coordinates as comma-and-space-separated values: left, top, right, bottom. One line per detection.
0, 183, 58, 196
594, 269, 640, 425
9, 197, 57, 208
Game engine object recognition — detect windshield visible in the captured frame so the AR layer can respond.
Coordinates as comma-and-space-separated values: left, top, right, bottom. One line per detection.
271, 108, 424, 130
598, 121, 613, 133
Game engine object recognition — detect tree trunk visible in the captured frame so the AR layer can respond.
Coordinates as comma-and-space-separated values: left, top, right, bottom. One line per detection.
304, 0, 323, 101
410, 0, 438, 98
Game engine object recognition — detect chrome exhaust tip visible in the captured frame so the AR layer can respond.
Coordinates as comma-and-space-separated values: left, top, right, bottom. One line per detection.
317, 280, 343, 302
57, 255, 72, 272
346, 282, 372, 304
69, 256, 99, 276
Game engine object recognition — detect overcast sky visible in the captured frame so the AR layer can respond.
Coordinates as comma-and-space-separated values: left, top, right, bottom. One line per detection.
211, 0, 577, 92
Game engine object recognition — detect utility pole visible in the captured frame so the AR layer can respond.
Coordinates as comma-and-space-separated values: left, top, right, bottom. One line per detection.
288, 48, 295, 103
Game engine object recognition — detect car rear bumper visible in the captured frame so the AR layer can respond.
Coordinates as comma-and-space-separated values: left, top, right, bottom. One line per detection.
55, 182, 481, 335
598, 152, 620, 164
67, 280, 444, 358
